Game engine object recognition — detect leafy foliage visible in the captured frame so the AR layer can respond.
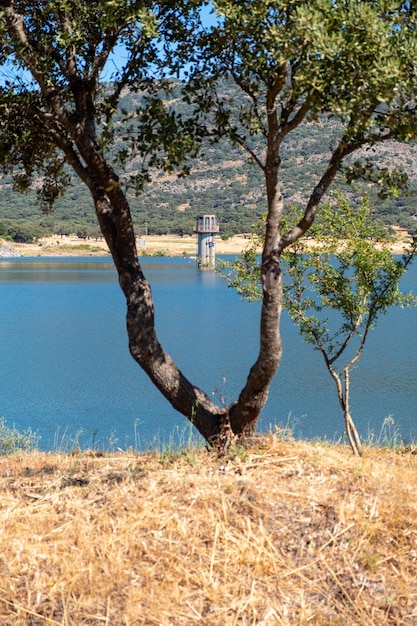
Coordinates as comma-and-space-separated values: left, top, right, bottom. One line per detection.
220, 195, 417, 454
284, 196, 416, 360
0, 418, 39, 455
0, 0, 204, 205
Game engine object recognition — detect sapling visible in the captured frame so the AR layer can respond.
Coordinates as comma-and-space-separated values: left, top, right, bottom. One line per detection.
220, 195, 417, 455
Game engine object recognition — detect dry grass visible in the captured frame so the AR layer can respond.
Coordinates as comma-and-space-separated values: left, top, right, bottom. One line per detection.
0, 436, 416, 625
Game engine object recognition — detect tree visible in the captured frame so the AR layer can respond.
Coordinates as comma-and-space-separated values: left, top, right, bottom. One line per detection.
0, 0, 230, 445
286, 198, 417, 455
1, 1, 417, 448
222, 196, 416, 455
180, 0, 417, 440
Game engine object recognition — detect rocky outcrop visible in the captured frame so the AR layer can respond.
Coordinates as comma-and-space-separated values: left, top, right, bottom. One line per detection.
0, 241, 22, 257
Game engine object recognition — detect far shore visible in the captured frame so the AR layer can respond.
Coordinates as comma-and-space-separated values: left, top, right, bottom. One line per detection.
3, 234, 252, 257
1, 230, 414, 258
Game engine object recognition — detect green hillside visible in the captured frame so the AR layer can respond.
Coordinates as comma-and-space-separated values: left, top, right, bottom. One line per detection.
1, 87, 417, 242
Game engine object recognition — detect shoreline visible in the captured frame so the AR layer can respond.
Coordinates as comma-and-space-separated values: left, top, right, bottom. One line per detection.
1, 234, 252, 258
1, 231, 413, 258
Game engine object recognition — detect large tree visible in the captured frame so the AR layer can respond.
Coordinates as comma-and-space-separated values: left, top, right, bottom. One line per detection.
0, 0, 416, 446
183, 0, 417, 438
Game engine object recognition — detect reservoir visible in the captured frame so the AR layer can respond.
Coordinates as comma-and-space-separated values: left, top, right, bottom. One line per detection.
0, 256, 416, 450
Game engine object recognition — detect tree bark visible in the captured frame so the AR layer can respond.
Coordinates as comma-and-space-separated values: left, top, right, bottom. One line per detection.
228, 94, 285, 434
79, 156, 228, 444
228, 195, 284, 434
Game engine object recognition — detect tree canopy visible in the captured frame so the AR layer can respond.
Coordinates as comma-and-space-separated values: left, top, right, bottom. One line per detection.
0, 0, 204, 204
1, 0, 417, 447
283, 196, 416, 455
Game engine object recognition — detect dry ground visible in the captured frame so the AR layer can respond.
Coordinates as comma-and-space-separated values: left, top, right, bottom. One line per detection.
8, 234, 252, 257
6, 230, 414, 258
0, 436, 416, 625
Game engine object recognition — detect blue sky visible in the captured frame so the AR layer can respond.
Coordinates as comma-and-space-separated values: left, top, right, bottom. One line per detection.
0, 2, 219, 87
104, 2, 218, 80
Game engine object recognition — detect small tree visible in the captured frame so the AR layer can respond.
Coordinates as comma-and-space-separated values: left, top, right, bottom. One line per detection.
221, 195, 417, 454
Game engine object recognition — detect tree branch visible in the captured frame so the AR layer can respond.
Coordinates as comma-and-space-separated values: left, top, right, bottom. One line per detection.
277, 141, 359, 252
3, 1, 51, 92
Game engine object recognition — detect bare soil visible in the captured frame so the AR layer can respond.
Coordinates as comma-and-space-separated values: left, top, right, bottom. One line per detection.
5, 229, 413, 259
8, 234, 252, 257
0, 436, 416, 625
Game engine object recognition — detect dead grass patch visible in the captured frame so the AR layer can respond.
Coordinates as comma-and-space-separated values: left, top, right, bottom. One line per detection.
0, 437, 416, 624
38, 244, 108, 256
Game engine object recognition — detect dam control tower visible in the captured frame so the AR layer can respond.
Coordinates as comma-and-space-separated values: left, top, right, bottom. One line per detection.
194, 214, 219, 268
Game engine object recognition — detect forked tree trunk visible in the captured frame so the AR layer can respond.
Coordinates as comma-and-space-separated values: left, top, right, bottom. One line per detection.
12, 77, 285, 448
3, 0, 335, 448
91, 175, 284, 445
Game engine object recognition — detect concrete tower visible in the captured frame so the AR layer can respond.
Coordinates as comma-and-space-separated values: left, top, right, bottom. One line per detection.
194, 214, 219, 268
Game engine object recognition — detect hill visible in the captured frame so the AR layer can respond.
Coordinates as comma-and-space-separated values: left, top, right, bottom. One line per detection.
1, 86, 417, 242
0, 436, 416, 625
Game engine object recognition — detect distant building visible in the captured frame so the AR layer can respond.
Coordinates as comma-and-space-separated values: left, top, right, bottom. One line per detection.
194, 214, 219, 268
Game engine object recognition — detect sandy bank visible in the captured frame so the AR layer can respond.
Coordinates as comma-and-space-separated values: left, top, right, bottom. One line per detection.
4, 234, 252, 257
1, 231, 413, 258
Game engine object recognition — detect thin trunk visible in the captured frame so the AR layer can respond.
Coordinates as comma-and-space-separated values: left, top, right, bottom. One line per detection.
343, 365, 363, 457
328, 364, 363, 456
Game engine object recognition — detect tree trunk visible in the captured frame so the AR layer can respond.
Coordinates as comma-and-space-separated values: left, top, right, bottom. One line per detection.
88, 174, 286, 445
329, 364, 363, 456
228, 156, 285, 434
228, 247, 283, 434
91, 184, 228, 444
56, 79, 287, 446
343, 366, 363, 457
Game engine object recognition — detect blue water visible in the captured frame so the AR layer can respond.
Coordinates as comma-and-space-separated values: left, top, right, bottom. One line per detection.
0, 256, 416, 450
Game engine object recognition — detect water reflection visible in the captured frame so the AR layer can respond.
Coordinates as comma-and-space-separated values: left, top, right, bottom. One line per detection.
0, 256, 199, 283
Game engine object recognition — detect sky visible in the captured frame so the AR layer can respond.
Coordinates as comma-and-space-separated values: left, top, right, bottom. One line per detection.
0, 2, 219, 87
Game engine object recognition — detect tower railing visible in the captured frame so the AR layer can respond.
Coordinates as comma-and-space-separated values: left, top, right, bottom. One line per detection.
194, 215, 220, 233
